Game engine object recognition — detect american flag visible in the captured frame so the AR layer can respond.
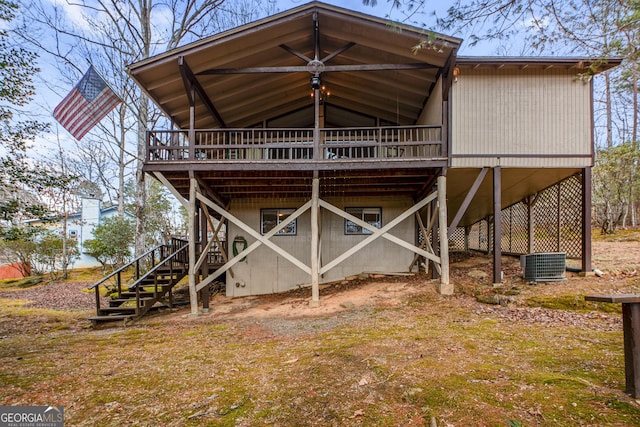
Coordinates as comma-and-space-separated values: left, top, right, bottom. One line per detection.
53, 66, 122, 140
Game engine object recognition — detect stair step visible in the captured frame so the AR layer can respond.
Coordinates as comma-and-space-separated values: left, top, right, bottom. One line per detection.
126, 284, 173, 291
155, 269, 186, 274
89, 314, 134, 325
121, 290, 169, 298
109, 297, 154, 307
152, 271, 185, 278
148, 276, 183, 282
99, 306, 138, 314
138, 280, 172, 286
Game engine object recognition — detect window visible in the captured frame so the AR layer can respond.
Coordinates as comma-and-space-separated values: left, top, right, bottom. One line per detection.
261, 208, 297, 235
345, 207, 381, 235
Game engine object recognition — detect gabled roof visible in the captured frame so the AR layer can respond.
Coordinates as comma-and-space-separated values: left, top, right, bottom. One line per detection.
127, 1, 462, 129
67, 205, 131, 221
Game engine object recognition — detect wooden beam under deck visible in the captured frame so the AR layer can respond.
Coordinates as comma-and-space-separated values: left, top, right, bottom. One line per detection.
144, 159, 447, 173
144, 167, 442, 201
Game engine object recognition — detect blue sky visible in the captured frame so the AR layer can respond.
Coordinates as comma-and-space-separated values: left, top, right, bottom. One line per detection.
278, 0, 398, 15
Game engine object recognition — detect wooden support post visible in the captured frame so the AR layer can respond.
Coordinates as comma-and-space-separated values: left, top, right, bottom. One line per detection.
585, 294, 640, 398
623, 303, 640, 397
464, 225, 470, 251
188, 177, 199, 316
200, 203, 210, 311
582, 168, 592, 273
188, 87, 196, 160
310, 175, 320, 307
425, 207, 431, 274
437, 175, 451, 294
493, 167, 502, 284
486, 217, 492, 255
431, 198, 440, 279
557, 180, 562, 251
313, 87, 320, 160
528, 195, 534, 254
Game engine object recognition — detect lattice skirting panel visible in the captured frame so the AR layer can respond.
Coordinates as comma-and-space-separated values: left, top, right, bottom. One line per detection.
458, 173, 583, 259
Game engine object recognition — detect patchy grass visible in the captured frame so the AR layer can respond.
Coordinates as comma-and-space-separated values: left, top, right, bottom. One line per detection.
593, 227, 640, 243
63, 267, 105, 283
0, 240, 639, 425
0, 292, 637, 426
526, 294, 622, 313
0, 276, 42, 289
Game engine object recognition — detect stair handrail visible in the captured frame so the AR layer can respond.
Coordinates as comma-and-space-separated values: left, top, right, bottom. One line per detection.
129, 242, 189, 317
88, 243, 168, 317
88, 244, 164, 291
128, 242, 189, 291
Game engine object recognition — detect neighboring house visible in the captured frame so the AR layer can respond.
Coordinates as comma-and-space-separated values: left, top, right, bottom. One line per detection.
66, 197, 132, 268
26, 196, 131, 269
127, 2, 620, 314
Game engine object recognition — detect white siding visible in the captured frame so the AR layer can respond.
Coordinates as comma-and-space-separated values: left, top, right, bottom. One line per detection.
451, 68, 593, 168
227, 196, 415, 296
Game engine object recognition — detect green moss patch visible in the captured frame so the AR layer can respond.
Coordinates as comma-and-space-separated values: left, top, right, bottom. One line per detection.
0, 276, 42, 289
526, 294, 622, 313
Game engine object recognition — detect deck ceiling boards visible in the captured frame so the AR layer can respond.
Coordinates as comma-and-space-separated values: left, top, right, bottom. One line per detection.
447, 168, 582, 227
156, 168, 440, 203
157, 166, 579, 226
128, 1, 461, 129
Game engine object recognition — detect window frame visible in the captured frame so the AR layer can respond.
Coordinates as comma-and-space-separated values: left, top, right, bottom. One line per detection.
344, 207, 382, 235
260, 208, 297, 236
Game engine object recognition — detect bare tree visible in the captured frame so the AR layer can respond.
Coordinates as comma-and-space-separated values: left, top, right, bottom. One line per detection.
16, 0, 277, 256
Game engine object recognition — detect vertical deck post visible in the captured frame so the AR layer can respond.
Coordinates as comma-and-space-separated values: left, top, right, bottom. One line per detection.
493, 167, 502, 284
188, 176, 199, 316
188, 87, 196, 160
528, 195, 535, 254
464, 225, 470, 251
557, 180, 562, 251
200, 203, 210, 311
313, 87, 320, 160
582, 168, 592, 273
431, 198, 440, 279
310, 174, 320, 307
437, 175, 451, 294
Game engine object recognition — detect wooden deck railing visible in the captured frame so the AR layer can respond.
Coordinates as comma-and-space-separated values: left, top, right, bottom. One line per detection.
147, 126, 443, 163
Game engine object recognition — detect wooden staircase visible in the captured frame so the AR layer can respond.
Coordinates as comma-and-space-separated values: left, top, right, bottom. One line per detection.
88, 238, 189, 326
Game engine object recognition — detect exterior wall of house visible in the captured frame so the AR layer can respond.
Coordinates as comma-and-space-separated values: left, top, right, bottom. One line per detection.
226, 196, 416, 296
417, 76, 442, 125
451, 68, 593, 168
65, 199, 127, 269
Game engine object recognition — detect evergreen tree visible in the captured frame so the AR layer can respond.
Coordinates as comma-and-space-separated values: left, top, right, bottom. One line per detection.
0, 0, 49, 227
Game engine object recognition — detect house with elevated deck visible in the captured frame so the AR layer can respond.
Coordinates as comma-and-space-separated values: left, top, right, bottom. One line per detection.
115, 2, 619, 319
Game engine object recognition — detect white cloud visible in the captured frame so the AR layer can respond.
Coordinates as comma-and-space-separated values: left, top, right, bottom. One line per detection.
44, 0, 105, 33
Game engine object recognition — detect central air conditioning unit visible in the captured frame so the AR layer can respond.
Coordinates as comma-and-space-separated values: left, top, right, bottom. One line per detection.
520, 252, 567, 282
